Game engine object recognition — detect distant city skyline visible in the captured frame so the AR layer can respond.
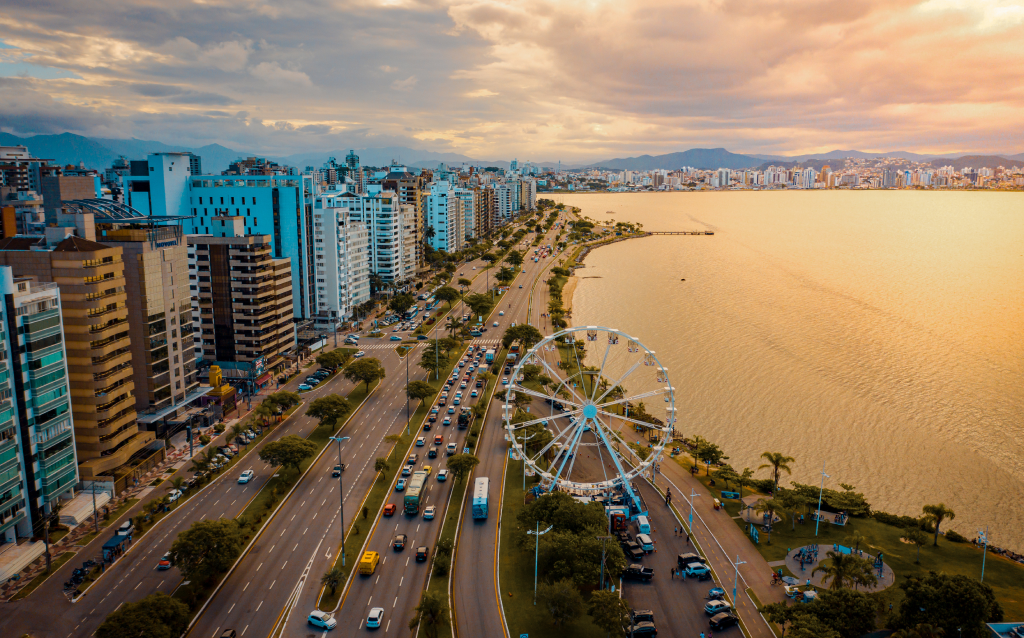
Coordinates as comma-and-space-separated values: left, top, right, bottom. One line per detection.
1, 1, 1022, 161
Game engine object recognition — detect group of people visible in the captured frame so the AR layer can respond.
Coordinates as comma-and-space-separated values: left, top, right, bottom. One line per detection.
793, 545, 819, 571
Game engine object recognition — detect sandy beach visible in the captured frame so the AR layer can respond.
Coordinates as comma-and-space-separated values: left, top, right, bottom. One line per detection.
561, 275, 578, 322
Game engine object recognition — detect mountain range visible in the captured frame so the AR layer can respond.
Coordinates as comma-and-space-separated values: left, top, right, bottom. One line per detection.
1, 132, 1020, 174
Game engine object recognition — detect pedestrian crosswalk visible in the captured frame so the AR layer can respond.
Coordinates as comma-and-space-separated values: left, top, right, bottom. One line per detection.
470, 338, 502, 345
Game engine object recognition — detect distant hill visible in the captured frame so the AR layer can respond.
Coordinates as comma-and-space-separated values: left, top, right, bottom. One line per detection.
0, 131, 122, 169
927, 155, 1021, 170
587, 148, 764, 170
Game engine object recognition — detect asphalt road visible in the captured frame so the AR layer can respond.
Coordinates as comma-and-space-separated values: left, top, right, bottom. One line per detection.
0, 353, 360, 638
452, 222, 565, 638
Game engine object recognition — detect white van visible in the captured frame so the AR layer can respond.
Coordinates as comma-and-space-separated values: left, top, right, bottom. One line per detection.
636, 515, 651, 535
636, 533, 654, 552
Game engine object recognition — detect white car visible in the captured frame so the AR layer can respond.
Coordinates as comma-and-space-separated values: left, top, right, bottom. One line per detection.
167, 489, 182, 503
308, 610, 337, 629
502, 377, 509, 385
354, 351, 366, 358
423, 505, 437, 520
499, 311, 504, 316
366, 607, 384, 629
238, 470, 254, 484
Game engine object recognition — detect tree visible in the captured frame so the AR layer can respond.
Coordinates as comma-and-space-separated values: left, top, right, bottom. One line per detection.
418, 349, 448, 380
737, 467, 755, 499
812, 550, 862, 590
464, 293, 493, 317
446, 453, 480, 483
905, 528, 928, 563
264, 391, 300, 414
259, 435, 318, 472
922, 503, 956, 546
169, 518, 244, 585
307, 394, 352, 432
434, 286, 460, 308
457, 277, 472, 288
406, 380, 435, 406
506, 250, 524, 267
588, 589, 629, 637
758, 451, 795, 493
694, 437, 728, 474
167, 476, 185, 495
538, 578, 585, 626
806, 588, 878, 638
776, 487, 809, 531
521, 364, 542, 382
344, 357, 386, 392
388, 293, 416, 315
752, 498, 784, 543
316, 349, 351, 370
374, 457, 390, 475
407, 590, 450, 638
760, 602, 798, 636
502, 324, 543, 350
96, 592, 189, 638
894, 572, 1002, 638
321, 566, 344, 596
713, 466, 739, 490
893, 625, 946, 638
789, 615, 841, 638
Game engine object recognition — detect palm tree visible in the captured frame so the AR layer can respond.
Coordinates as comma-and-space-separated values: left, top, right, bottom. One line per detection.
922, 503, 955, 546
758, 451, 795, 494
321, 566, 344, 595
752, 498, 784, 544
255, 403, 273, 428
812, 550, 859, 590
374, 457, 390, 475
737, 467, 755, 499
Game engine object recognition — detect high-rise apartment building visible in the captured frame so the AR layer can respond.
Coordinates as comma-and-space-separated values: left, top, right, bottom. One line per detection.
312, 196, 371, 325
379, 164, 426, 271
0, 268, 77, 544
0, 228, 157, 491
453, 188, 478, 242
322, 185, 417, 282
187, 217, 295, 392
423, 181, 462, 252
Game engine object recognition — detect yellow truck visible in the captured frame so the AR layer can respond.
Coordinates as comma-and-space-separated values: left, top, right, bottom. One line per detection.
358, 551, 379, 575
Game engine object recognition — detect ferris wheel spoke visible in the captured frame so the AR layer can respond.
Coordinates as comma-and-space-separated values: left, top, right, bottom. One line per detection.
595, 408, 670, 433
593, 360, 642, 405
591, 339, 613, 401
511, 384, 584, 409
530, 422, 577, 464
536, 357, 589, 405
595, 387, 670, 411
507, 410, 581, 432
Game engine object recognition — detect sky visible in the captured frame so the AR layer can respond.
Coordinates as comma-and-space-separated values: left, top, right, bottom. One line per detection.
0, 0, 1022, 163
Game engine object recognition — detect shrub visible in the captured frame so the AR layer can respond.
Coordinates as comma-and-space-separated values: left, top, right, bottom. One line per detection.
873, 511, 923, 529
199, 435, 211, 445
944, 530, 968, 543
432, 557, 449, 577
214, 423, 226, 434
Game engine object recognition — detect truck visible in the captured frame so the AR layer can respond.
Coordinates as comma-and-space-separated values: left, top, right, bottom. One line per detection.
485, 348, 495, 364
403, 471, 428, 514
606, 505, 629, 532
358, 551, 380, 575
622, 564, 655, 582
457, 408, 473, 430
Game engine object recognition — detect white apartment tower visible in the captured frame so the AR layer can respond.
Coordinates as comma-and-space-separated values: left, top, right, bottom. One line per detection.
313, 193, 371, 324
424, 181, 462, 252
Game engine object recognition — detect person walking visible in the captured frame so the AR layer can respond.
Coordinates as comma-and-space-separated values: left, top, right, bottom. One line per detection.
686, 533, 690, 545
674, 526, 678, 536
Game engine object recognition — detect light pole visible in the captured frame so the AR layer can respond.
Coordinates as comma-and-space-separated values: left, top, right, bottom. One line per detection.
979, 527, 989, 582
526, 522, 553, 604
814, 462, 830, 537
689, 488, 700, 531
329, 435, 350, 566
596, 535, 614, 589
732, 555, 747, 604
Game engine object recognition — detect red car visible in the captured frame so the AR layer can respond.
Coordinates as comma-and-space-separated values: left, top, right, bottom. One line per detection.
383, 503, 397, 516
434, 434, 443, 445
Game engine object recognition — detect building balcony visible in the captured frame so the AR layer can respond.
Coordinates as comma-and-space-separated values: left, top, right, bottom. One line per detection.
77, 430, 154, 479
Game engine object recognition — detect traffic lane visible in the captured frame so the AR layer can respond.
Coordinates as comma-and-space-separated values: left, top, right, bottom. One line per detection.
567, 439, 719, 638
330, 395, 478, 636
190, 367, 414, 638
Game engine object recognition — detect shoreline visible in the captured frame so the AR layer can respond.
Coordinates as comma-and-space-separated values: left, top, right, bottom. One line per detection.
562, 275, 578, 318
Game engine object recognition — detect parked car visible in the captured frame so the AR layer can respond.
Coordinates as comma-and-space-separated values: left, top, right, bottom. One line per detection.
704, 600, 732, 616
298, 383, 313, 391
684, 562, 711, 578
167, 489, 183, 503
709, 613, 739, 631
622, 564, 654, 582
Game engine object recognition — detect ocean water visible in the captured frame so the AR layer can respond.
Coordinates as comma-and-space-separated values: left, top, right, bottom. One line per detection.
552, 191, 1024, 550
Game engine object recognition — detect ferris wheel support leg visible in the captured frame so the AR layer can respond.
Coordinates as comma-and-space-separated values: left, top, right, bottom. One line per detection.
549, 425, 585, 491
593, 419, 647, 518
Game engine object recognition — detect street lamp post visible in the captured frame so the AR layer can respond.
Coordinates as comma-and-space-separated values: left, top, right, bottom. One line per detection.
979, 527, 989, 582
329, 435, 350, 566
596, 535, 614, 589
732, 555, 747, 604
689, 488, 700, 531
526, 522, 553, 604
815, 462, 831, 537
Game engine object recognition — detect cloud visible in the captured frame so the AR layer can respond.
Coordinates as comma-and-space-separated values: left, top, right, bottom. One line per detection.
197, 40, 251, 72
250, 61, 312, 86
391, 75, 418, 91
129, 83, 239, 105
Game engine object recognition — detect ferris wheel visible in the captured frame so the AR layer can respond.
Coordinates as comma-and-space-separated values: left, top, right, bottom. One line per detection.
503, 326, 675, 517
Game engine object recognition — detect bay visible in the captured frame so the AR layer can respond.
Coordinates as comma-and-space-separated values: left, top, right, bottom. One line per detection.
551, 191, 1024, 551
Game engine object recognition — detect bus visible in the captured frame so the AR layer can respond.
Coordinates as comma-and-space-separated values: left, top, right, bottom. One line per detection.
472, 477, 489, 519
404, 471, 428, 514
425, 297, 438, 310
507, 340, 521, 364
403, 305, 420, 320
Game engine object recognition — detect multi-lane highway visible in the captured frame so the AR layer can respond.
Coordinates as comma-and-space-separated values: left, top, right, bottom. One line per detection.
0, 350, 362, 638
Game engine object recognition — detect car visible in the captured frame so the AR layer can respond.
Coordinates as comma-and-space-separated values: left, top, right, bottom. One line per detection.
622, 564, 655, 581
167, 489, 183, 503
677, 553, 707, 567
354, 351, 366, 358
422, 422, 431, 431
423, 465, 432, 474
502, 377, 509, 385
307, 610, 337, 629
448, 406, 455, 414
416, 546, 429, 561
390, 335, 402, 341
416, 436, 425, 447
460, 381, 467, 389
366, 605, 385, 630
442, 416, 452, 426
417, 334, 428, 340
430, 406, 439, 414
393, 533, 407, 550
499, 311, 504, 316
401, 466, 412, 477
511, 322, 516, 327
437, 469, 450, 481
632, 610, 655, 624
220, 631, 237, 638
158, 552, 172, 570
423, 506, 436, 520
408, 454, 418, 464
298, 383, 313, 391
476, 380, 484, 388
305, 377, 320, 386
395, 479, 407, 491
493, 321, 499, 327
707, 587, 726, 600
434, 434, 444, 445
704, 600, 732, 616
332, 465, 343, 477
710, 612, 739, 631
383, 503, 397, 516
685, 562, 711, 578
428, 448, 438, 458
238, 470, 254, 484
470, 389, 478, 397
519, 284, 523, 288
629, 621, 657, 637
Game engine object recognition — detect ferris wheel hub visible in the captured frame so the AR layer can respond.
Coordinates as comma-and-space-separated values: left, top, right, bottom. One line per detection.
582, 403, 598, 419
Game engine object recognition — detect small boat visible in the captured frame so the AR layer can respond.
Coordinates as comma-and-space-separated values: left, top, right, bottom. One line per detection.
705, 231, 714, 235
680, 278, 686, 281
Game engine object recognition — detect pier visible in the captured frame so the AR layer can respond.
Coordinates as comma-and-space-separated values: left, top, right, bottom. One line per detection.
646, 230, 714, 235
